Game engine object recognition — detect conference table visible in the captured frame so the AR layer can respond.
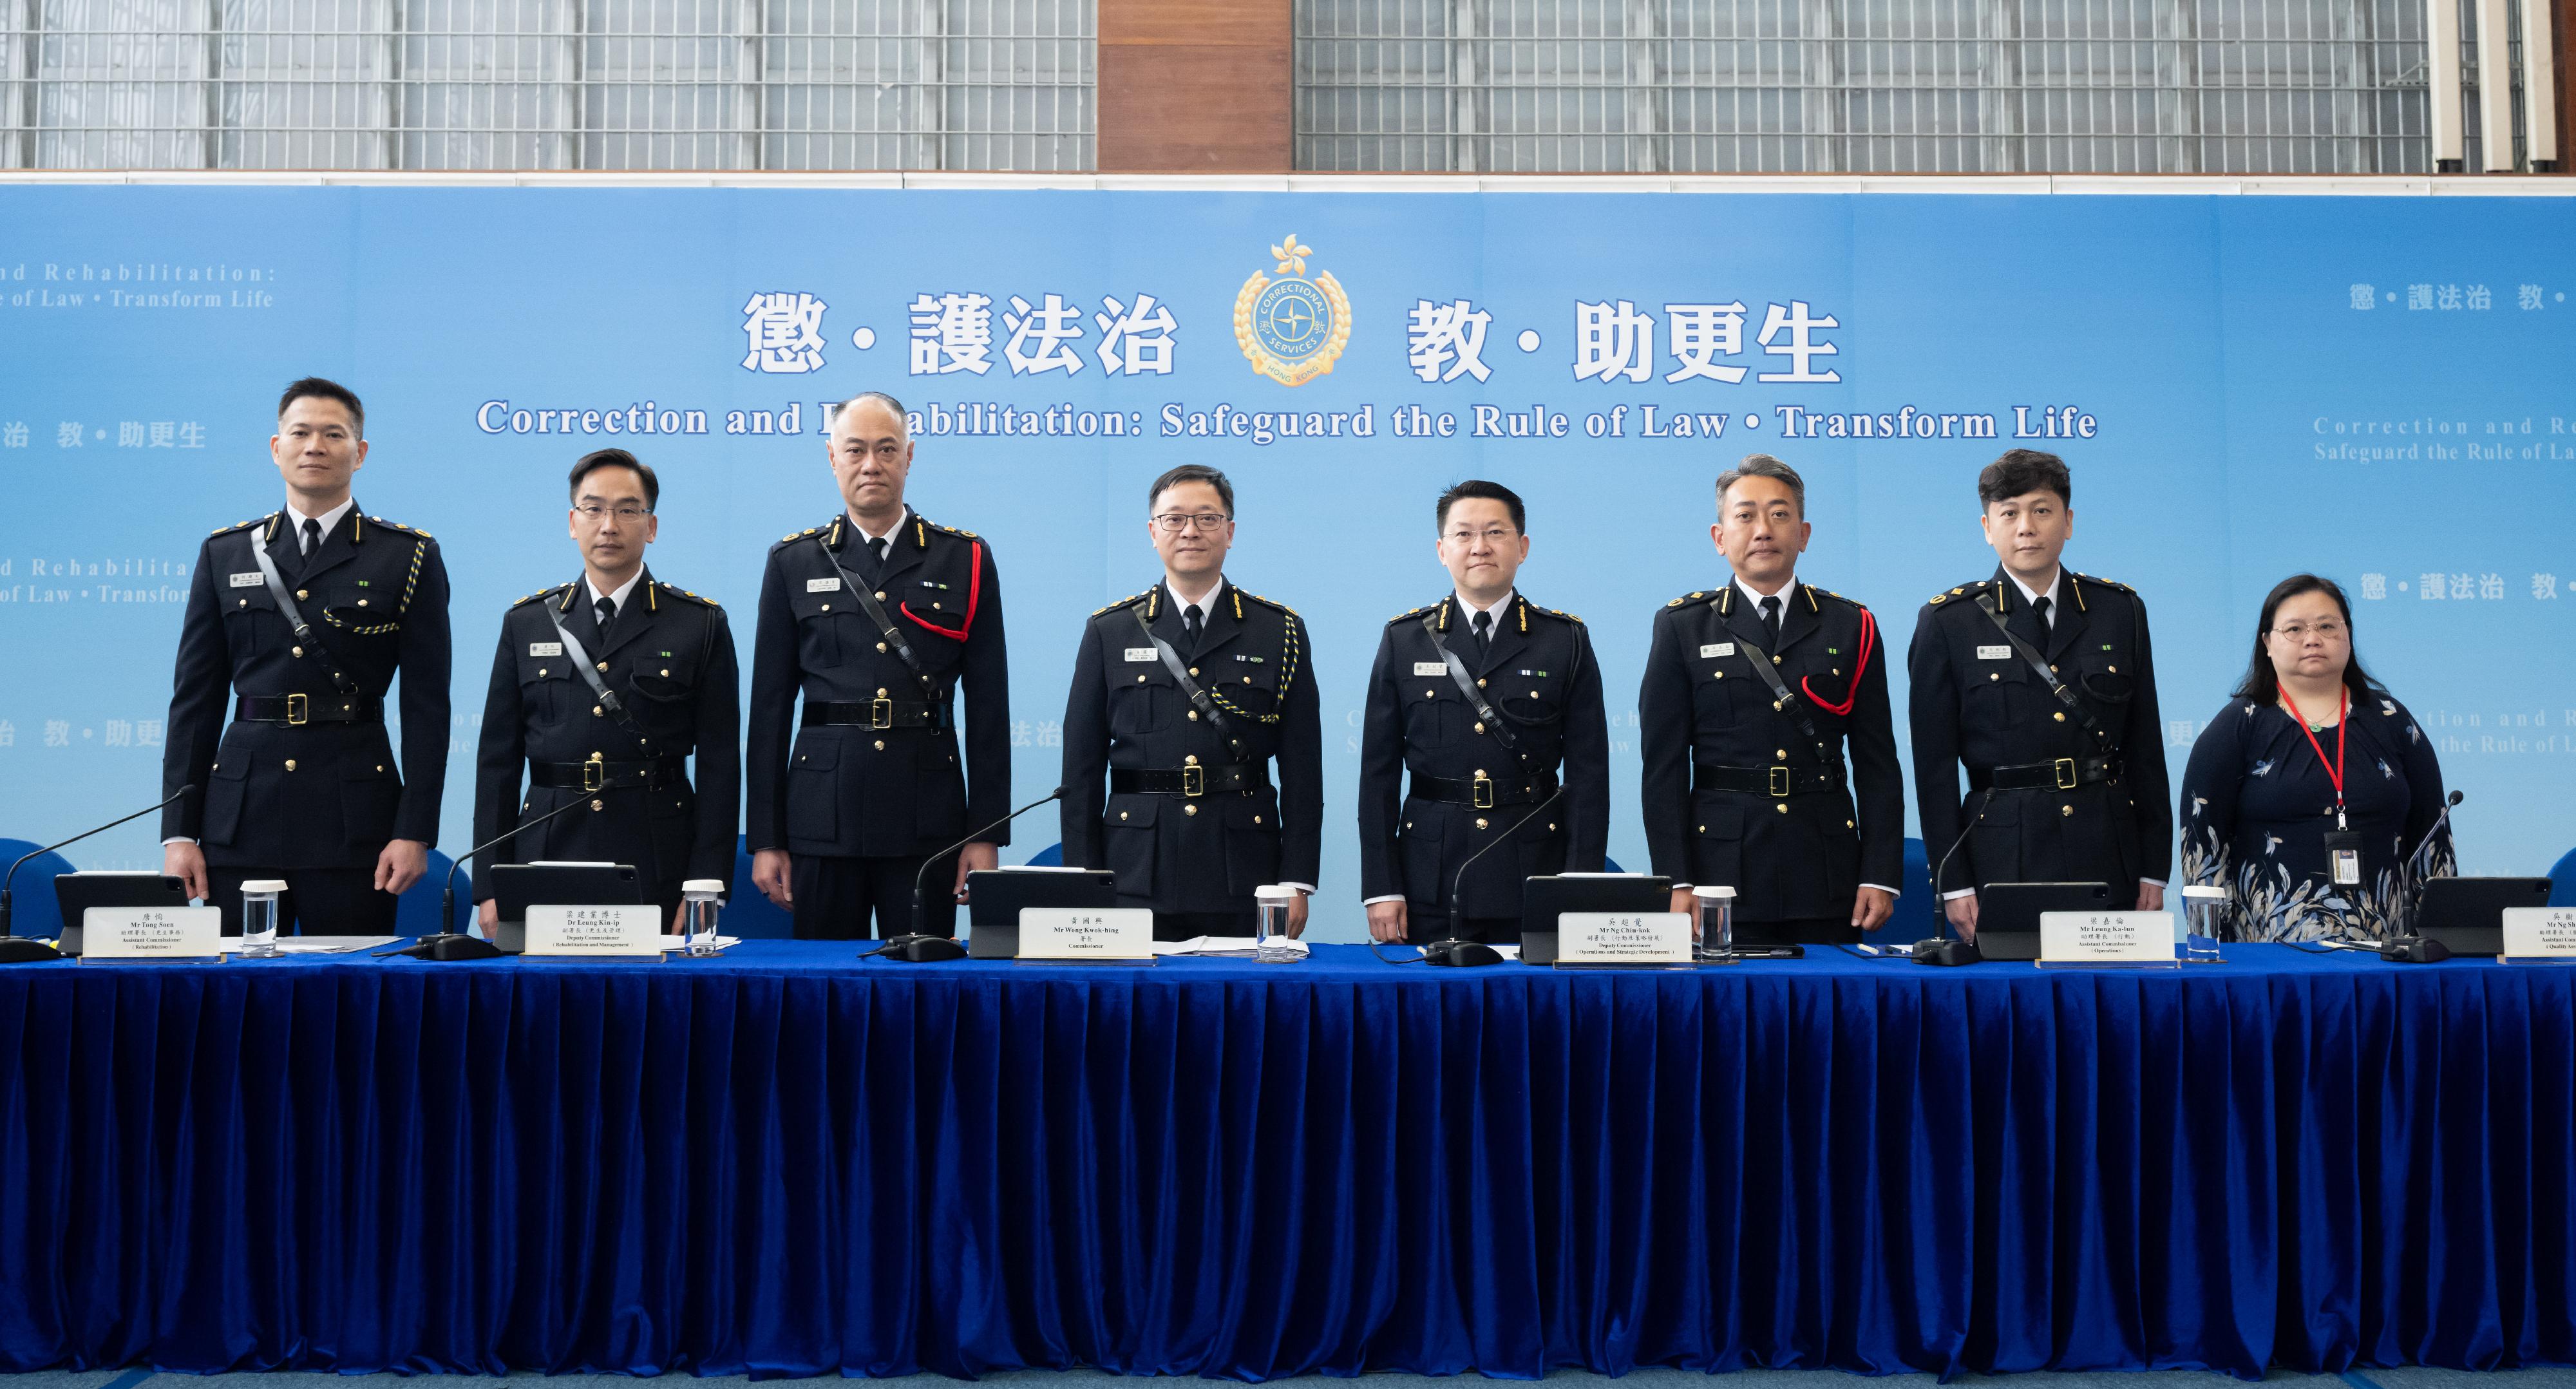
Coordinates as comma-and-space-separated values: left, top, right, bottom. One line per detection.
0, 940, 2566, 1378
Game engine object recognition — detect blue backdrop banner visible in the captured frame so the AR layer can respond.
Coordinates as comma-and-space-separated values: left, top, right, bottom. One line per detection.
1, 186, 2570, 931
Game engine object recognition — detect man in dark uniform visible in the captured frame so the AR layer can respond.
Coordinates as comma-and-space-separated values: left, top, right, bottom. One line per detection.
1358, 480, 1608, 943
1907, 448, 2169, 940
746, 391, 1010, 940
471, 449, 739, 931
1639, 453, 1903, 946
160, 377, 451, 935
1061, 464, 1322, 941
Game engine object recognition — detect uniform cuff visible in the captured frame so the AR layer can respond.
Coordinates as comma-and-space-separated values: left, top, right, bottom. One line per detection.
161, 836, 196, 847
1281, 882, 1316, 896
1941, 887, 1976, 901
1361, 894, 1405, 906
2141, 878, 2167, 889
1862, 883, 1901, 897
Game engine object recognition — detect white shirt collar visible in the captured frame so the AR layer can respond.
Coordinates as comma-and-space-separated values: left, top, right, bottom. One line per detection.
283, 496, 356, 540
1734, 573, 1796, 612
1166, 574, 1226, 616
1453, 589, 1515, 627
585, 569, 646, 612
2007, 567, 2063, 623
851, 506, 911, 547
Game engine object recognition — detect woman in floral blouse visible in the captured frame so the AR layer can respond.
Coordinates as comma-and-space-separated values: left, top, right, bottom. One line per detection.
2178, 574, 2454, 941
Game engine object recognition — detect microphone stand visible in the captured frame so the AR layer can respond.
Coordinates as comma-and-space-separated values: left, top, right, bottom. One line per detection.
0, 787, 192, 964
1421, 786, 1565, 967
2313, 789, 2468, 963
390, 786, 632, 961
865, 787, 1066, 962
1914, 790, 1993, 965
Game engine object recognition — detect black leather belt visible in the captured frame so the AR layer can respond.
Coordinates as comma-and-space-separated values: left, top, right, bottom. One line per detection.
1111, 764, 1269, 797
1693, 762, 1846, 797
1974, 754, 2123, 792
529, 754, 688, 792
1410, 772, 1557, 809
235, 694, 383, 725
802, 697, 953, 732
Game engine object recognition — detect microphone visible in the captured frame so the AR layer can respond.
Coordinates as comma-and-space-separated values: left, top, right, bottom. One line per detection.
2380, 788, 2468, 949
1423, 785, 1564, 967
868, 786, 1067, 963
0, 786, 192, 964
391, 785, 633, 961
1915, 789, 1994, 967
2405, 789, 2465, 880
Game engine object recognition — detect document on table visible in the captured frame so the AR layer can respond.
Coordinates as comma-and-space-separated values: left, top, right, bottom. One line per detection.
657, 936, 740, 952
272, 936, 404, 954
1151, 936, 1311, 958
1410, 942, 1521, 961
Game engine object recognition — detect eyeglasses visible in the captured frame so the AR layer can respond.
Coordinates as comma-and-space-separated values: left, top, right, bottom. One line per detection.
2270, 619, 2347, 641
1442, 526, 1519, 546
1152, 513, 1231, 533
573, 503, 652, 522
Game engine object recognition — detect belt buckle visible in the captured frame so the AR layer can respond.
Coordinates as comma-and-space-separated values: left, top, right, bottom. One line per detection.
2054, 757, 2078, 791
1768, 766, 1790, 797
1182, 764, 1206, 797
870, 697, 894, 730
583, 752, 605, 793
1473, 772, 1495, 809
285, 692, 308, 726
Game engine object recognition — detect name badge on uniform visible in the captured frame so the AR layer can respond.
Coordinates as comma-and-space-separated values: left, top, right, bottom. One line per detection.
1124, 647, 1159, 663
1978, 645, 2012, 659
1699, 643, 1735, 659
229, 572, 263, 588
1414, 661, 1448, 676
806, 577, 842, 593
527, 641, 564, 657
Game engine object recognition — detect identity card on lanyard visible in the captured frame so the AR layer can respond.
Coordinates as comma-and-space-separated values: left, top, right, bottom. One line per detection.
2282, 686, 2362, 887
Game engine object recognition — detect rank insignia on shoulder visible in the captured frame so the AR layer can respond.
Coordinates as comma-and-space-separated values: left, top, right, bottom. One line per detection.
1667, 598, 1683, 608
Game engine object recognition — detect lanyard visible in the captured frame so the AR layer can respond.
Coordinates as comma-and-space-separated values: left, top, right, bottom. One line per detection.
2278, 686, 2349, 829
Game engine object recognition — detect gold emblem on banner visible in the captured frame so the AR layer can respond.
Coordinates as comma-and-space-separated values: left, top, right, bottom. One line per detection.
1235, 233, 1351, 387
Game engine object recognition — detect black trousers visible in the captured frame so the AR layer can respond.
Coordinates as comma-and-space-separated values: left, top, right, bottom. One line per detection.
1735, 915, 1861, 947
791, 853, 958, 940
1151, 909, 1256, 943
207, 866, 399, 937
1401, 911, 1519, 944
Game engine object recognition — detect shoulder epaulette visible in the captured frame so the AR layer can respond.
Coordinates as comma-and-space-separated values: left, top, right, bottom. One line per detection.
509, 583, 572, 610
211, 516, 267, 538
1546, 607, 1584, 624
1240, 591, 1297, 617
366, 515, 430, 539
923, 516, 978, 541
2073, 571, 2134, 594
1807, 583, 1864, 611
1926, 580, 1986, 607
1666, 589, 1709, 609
1092, 589, 1152, 617
659, 581, 719, 607
1388, 603, 1436, 625
772, 523, 825, 550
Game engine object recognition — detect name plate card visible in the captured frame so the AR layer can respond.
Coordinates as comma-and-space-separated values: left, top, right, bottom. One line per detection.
525, 904, 664, 958
2040, 911, 2177, 965
1557, 911, 1692, 965
2503, 907, 2576, 959
1019, 907, 1156, 961
83, 906, 224, 960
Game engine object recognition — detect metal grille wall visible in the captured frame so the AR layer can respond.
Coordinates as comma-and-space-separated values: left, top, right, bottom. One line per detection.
0, 0, 1094, 171
1298, 0, 2505, 173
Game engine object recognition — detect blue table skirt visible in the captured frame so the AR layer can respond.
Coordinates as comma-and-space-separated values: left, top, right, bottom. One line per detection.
0, 942, 2567, 1379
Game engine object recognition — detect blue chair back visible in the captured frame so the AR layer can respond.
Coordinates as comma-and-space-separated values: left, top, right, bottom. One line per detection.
0, 840, 77, 940
2548, 847, 2576, 907
728, 836, 796, 938
1024, 842, 1066, 867
393, 848, 477, 937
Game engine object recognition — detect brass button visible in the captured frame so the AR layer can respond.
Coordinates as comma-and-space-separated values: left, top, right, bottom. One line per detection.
933, 601, 942, 610
1776, 748, 1787, 759
1473, 722, 1486, 734
1775, 802, 1789, 814
822, 603, 831, 611
1184, 754, 1199, 765
1137, 675, 1148, 683
238, 598, 247, 607
1530, 690, 1540, 698
1772, 655, 1782, 665
1188, 710, 1200, 721
283, 759, 298, 771
1119, 811, 1130, 821
876, 688, 889, 698
1475, 817, 1489, 829
1253, 815, 1263, 824
2061, 804, 2074, 817
592, 705, 603, 716
1476, 677, 1486, 688
876, 642, 887, 653
295, 588, 308, 600
357, 598, 368, 607
1772, 700, 1783, 711
1189, 666, 1200, 676
1548, 823, 1557, 831
539, 667, 548, 676
873, 739, 886, 751
2108, 665, 2118, 674
1846, 819, 1855, 829
596, 661, 608, 672
875, 591, 887, 601
1714, 671, 1724, 680
2052, 712, 2066, 723
1474, 768, 1486, 777
1184, 804, 1199, 817
1698, 824, 1705, 833
591, 798, 605, 811
1425, 688, 1435, 698
2050, 664, 2059, 674
375, 764, 384, 772
1990, 672, 2000, 681
291, 645, 305, 657
660, 668, 670, 676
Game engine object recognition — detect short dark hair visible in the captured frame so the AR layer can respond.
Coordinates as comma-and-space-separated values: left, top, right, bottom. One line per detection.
278, 377, 365, 438
1149, 464, 1234, 516
569, 448, 659, 510
1715, 453, 1804, 515
1978, 449, 2073, 507
2231, 573, 2385, 704
1435, 479, 1526, 534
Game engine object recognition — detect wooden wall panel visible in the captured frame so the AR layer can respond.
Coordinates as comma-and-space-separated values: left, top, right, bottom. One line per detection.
1098, 0, 1293, 172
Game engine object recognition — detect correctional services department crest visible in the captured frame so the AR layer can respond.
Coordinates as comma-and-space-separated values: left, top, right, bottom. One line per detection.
1235, 233, 1351, 387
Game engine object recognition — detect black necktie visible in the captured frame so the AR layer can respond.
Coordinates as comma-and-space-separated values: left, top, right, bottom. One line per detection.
1759, 595, 1782, 646
594, 595, 616, 642
299, 517, 321, 557
1472, 609, 1492, 656
2034, 595, 2054, 631
872, 536, 889, 565
1183, 603, 1204, 655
